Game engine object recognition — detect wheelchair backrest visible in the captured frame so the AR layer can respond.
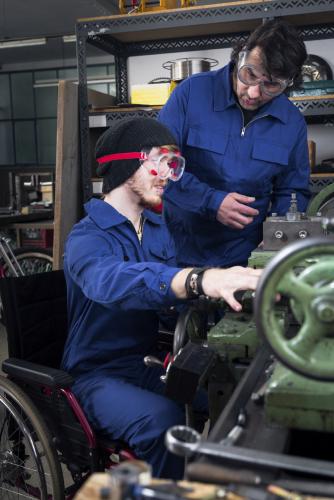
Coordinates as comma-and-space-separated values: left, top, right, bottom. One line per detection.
0, 270, 68, 368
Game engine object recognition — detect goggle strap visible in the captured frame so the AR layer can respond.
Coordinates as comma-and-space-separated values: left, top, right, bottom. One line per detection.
160, 147, 181, 156
97, 152, 146, 164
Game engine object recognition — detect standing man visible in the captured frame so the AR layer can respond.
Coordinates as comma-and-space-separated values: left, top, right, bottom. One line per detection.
159, 19, 311, 267
62, 117, 261, 480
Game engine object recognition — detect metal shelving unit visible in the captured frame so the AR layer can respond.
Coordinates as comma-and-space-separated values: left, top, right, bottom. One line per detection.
310, 174, 334, 193
291, 95, 334, 119
76, 0, 334, 201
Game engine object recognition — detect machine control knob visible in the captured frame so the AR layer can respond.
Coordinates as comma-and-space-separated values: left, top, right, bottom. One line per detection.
298, 230, 308, 239
313, 299, 334, 323
274, 230, 284, 239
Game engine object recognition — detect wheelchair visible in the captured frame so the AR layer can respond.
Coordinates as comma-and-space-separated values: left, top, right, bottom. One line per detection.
0, 270, 136, 500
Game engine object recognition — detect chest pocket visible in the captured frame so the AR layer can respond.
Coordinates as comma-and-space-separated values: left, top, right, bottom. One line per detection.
252, 139, 289, 167
147, 240, 175, 265
187, 127, 228, 155
186, 127, 228, 183
248, 139, 290, 197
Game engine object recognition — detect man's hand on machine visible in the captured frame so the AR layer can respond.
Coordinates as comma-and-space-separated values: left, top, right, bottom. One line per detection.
171, 266, 262, 312
201, 267, 262, 311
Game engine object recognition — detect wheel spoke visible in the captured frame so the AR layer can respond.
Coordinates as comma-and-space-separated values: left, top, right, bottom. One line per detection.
0, 377, 64, 499
255, 240, 334, 380
286, 322, 319, 360
277, 270, 314, 302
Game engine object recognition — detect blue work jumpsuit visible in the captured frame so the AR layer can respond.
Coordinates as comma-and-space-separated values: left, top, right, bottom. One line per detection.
62, 198, 206, 479
158, 62, 311, 267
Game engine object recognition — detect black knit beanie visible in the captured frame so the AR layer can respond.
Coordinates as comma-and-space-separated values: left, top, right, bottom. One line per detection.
95, 117, 177, 193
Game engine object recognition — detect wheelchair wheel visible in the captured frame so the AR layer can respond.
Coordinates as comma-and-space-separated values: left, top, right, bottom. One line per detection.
0, 375, 64, 499
2, 247, 53, 276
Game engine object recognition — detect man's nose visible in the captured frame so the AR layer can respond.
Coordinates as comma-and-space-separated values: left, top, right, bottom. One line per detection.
248, 83, 262, 99
160, 163, 171, 177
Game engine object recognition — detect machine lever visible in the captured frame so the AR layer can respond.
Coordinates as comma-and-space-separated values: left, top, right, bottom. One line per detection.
143, 355, 163, 367
220, 411, 246, 446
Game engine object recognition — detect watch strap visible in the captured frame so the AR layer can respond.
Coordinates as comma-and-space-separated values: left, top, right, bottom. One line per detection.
185, 267, 209, 299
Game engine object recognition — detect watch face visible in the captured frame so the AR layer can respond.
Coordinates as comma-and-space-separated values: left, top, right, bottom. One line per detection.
190, 273, 199, 295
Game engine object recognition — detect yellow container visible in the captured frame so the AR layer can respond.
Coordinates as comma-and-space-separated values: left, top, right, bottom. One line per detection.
131, 83, 172, 105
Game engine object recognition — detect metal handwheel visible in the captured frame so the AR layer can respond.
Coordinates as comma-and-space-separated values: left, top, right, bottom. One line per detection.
254, 238, 334, 381
173, 306, 208, 355
306, 182, 334, 217
0, 376, 64, 499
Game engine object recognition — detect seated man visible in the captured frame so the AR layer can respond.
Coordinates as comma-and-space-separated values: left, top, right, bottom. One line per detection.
61, 117, 261, 479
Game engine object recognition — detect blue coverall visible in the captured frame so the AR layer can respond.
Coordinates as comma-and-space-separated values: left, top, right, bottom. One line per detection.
158, 62, 311, 267
62, 198, 206, 479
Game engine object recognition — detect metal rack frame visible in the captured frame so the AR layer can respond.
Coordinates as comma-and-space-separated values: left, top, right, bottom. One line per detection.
76, 0, 334, 201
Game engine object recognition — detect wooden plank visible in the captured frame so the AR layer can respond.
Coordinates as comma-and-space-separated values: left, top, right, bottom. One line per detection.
74, 472, 219, 500
78, 0, 265, 21
90, 104, 161, 113
53, 81, 81, 270
10, 221, 54, 230
290, 94, 334, 102
311, 173, 334, 178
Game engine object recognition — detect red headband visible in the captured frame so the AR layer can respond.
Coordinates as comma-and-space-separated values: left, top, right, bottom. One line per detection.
97, 149, 180, 165
96, 152, 146, 165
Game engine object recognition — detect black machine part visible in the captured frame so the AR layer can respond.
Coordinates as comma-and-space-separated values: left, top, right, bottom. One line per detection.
164, 342, 216, 405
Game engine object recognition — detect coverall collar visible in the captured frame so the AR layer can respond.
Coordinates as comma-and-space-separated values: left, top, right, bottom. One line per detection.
213, 62, 289, 124
84, 197, 163, 230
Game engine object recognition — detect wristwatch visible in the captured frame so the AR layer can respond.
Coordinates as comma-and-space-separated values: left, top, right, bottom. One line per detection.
185, 267, 208, 299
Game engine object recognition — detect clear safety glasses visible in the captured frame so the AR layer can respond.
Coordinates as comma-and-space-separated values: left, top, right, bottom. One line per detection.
140, 147, 185, 182
97, 147, 185, 182
237, 51, 293, 97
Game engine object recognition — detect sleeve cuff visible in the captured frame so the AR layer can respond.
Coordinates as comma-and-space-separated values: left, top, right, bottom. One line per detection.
157, 266, 181, 302
207, 190, 228, 220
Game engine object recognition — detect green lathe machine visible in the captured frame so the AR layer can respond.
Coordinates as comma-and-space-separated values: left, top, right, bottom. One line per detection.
207, 179, 334, 429
165, 186, 334, 492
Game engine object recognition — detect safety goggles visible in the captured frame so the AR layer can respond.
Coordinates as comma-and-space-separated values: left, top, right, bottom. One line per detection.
97, 147, 185, 182
237, 51, 293, 97
140, 147, 185, 181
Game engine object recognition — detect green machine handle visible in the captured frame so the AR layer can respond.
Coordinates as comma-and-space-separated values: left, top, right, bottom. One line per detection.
254, 238, 334, 381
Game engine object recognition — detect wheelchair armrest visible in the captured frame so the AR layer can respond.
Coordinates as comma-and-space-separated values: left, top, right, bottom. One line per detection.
2, 357, 74, 388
